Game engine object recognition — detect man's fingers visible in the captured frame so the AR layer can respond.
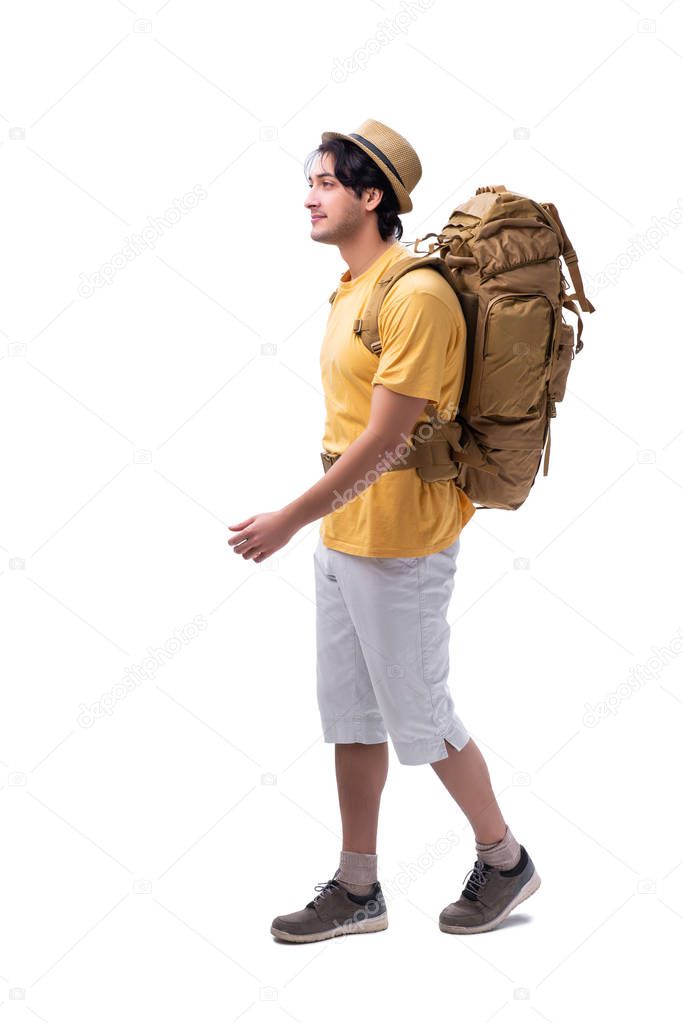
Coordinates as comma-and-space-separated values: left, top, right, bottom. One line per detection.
230, 532, 254, 548
228, 517, 254, 530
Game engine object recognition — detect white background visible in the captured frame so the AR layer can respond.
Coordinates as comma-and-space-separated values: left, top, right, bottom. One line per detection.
1, 0, 682, 1019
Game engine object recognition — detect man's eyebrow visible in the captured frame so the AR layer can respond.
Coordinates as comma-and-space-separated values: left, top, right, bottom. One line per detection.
307, 172, 338, 182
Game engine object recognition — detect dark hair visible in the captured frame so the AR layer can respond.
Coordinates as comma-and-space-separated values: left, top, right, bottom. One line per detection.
304, 138, 403, 242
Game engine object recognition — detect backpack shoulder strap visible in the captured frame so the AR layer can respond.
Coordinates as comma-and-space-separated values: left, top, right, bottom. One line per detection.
355, 255, 460, 356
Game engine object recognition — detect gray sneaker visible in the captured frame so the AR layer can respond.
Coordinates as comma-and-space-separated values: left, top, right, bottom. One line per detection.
271, 877, 388, 943
439, 845, 541, 934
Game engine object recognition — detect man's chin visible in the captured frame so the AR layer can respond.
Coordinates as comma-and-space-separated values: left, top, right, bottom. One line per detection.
310, 226, 335, 243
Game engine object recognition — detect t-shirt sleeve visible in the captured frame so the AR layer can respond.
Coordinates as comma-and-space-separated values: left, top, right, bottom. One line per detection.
372, 283, 455, 404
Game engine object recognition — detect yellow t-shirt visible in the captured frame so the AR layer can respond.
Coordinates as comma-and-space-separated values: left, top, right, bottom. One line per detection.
319, 239, 476, 557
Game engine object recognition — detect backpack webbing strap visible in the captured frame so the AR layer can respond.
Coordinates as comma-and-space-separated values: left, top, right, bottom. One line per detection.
543, 419, 552, 476
543, 202, 596, 315
561, 295, 585, 353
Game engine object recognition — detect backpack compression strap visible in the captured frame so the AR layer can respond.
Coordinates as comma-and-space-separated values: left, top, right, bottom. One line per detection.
542, 202, 596, 315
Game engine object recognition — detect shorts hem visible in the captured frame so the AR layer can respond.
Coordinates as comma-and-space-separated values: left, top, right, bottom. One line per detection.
322, 726, 388, 745
393, 724, 471, 766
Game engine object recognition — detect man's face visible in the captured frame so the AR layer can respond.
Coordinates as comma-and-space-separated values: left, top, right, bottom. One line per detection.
304, 153, 376, 244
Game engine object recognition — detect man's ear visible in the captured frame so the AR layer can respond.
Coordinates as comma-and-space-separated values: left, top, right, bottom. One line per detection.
365, 186, 383, 212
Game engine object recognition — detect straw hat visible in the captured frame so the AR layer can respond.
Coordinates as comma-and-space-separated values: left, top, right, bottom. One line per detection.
321, 118, 422, 213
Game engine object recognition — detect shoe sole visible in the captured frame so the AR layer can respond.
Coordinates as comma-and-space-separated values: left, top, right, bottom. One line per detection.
271, 913, 388, 943
439, 871, 541, 934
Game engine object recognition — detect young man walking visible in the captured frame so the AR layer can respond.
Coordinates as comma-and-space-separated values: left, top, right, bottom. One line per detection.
227, 119, 541, 943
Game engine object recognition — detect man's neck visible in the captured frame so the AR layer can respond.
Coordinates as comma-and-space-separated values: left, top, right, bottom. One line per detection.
339, 235, 397, 280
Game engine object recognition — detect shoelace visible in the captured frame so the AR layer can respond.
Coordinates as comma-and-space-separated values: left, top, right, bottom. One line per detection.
461, 858, 493, 900
305, 878, 340, 909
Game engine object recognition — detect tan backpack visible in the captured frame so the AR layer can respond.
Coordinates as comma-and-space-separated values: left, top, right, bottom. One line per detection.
322, 184, 596, 510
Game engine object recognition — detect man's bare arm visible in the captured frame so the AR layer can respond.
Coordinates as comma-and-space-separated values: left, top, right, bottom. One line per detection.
280, 384, 429, 531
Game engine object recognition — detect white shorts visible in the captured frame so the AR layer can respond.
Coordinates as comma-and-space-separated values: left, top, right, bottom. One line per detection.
314, 535, 471, 766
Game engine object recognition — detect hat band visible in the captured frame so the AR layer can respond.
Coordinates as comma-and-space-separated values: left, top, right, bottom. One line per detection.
347, 133, 406, 188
